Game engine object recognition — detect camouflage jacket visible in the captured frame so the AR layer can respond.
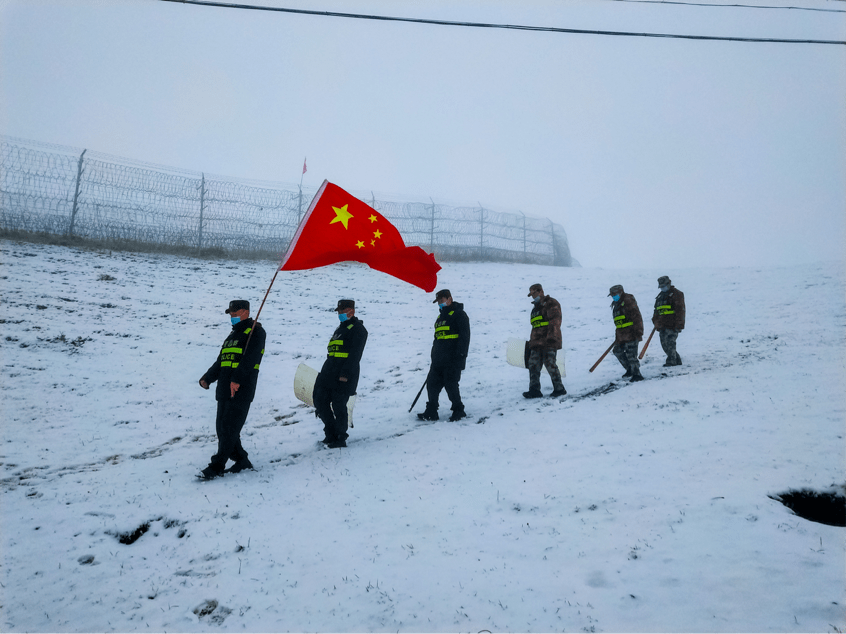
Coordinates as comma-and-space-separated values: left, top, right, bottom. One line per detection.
611, 293, 643, 343
528, 295, 563, 350
652, 286, 685, 331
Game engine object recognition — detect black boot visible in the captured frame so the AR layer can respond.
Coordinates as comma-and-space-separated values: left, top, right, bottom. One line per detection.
523, 389, 543, 399
225, 458, 254, 474
417, 411, 439, 421
622, 369, 632, 378
199, 465, 224, 480
550, 387, 567, 397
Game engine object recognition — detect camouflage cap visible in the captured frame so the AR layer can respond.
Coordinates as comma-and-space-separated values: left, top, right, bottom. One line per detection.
433, 289, 452, 303
335, 299, 355, 312
657, 275, 671, 286
608, 284, 624, 297
527, 283, 543, 297
225, 299, 250, 314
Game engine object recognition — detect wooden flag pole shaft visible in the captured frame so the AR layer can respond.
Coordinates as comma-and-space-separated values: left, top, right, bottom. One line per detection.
242, 268, 281, 357
589, 342, 615, 373
639, 326, 657, 360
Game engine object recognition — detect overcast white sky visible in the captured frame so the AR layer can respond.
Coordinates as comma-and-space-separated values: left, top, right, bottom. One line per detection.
2, 0, 844, 268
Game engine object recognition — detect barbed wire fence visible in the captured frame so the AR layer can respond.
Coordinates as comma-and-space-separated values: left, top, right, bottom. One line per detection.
0, 135, 573, 266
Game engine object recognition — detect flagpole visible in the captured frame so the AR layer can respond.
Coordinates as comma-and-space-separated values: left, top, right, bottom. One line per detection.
241, 267, 280, 360
298, 157, 307, 220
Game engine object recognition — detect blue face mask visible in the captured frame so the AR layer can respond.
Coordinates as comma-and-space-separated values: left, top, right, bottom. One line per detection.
338, 312, 348, 322
660, 285, 670, 293
611, 294, 621, 302
230, 316, 241, 325
438, 303, 447, 309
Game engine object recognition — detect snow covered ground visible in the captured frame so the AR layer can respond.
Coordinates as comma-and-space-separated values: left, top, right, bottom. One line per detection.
0, 238, 843, 633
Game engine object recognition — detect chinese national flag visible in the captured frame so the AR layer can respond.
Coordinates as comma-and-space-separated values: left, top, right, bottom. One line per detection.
279, 180, 441, 292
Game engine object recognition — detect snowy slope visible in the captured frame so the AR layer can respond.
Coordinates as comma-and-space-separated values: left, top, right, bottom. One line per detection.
0, 239, 843, 633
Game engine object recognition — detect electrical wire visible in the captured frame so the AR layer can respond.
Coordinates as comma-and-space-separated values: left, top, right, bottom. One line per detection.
159, 0, 846, 45
601, 0, 846, 14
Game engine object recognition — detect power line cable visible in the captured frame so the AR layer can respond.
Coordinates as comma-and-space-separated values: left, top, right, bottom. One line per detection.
601, 0, 846, 13
159, 0, 846, 45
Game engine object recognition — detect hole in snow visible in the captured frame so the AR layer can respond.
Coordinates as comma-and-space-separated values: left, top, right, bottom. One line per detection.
116, 522, 150, 544
770, 488, 845, 527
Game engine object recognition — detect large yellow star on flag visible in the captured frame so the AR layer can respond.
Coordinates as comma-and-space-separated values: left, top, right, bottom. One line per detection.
330, 204, 354, 230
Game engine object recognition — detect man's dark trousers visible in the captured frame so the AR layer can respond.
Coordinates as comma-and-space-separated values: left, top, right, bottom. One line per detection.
210, 399, 250, 471
426, 364, 463, 415
313, 377, 351, 441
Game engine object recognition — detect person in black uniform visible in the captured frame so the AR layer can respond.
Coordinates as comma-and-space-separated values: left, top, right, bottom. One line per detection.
198, 299, 266, 479
313, 299, 368, 448
417, 289, 471, 422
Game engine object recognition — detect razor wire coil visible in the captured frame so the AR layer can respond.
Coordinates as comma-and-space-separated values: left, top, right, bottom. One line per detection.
1, 136, 572, 265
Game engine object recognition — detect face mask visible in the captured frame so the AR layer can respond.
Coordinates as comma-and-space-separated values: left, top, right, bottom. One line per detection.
660, 285, 670, 292
230, 316, 241, 325
338, 313, 348, 322
531, 296, 541, 304
438, 303, 447, 309
611, 295, 621, 302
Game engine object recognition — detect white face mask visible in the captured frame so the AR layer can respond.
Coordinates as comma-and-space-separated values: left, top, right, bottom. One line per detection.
660, 285, 670, 292
531, 296, 541, 304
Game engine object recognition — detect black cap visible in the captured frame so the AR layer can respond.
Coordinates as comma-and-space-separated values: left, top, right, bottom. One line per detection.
225, 299, 250, 314
527, 283, 543, 297
433, 289, 452, 303
336, 299, 355, 312
608, 285, 624, 297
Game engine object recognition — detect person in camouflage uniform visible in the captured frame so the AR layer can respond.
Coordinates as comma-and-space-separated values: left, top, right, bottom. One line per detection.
524, 283, 567, 398
652, 275, 685, 366
609, 284, 644, 382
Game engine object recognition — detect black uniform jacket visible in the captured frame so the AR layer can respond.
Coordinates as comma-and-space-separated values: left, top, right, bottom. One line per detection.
318, 316, 368, 393
431, 301, 471, 370
202, 318, 266, 404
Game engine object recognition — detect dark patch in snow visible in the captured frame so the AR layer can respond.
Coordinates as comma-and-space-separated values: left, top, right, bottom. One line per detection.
770, 487, 846, 527
116, 522, 151, 544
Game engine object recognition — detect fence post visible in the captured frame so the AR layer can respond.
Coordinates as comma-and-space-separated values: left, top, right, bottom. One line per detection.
68, 149, 86, 236
297, 185, 303, 221
429, 198, 436, 252
478, 203, 485, 259
519, 211, 527, 259
549, 219, 557, 265
197, 173, 206, 254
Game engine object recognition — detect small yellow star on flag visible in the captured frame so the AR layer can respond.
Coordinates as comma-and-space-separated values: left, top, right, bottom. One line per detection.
355, 240, 365, 249
370, 239, 376, 247
373, 229, 383, 239
368, 214, 377, 223
330, 204, 354, 230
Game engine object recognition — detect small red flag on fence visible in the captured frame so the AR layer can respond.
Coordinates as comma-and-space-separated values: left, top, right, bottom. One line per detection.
279, 180, 441, 292
302, 158, 307, 175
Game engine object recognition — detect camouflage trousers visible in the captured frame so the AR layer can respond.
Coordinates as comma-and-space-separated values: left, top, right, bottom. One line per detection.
528, 348, 565, 392
613, 340, 641, 375
659, 328, 682, 366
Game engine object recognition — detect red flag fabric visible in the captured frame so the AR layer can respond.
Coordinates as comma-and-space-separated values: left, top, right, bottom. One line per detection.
302, 158, 307, 175
279, 180, 441, 292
